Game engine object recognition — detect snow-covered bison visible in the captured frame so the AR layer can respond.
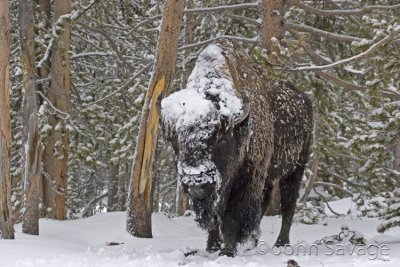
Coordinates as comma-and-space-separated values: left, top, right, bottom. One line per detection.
160, 39, 313, 256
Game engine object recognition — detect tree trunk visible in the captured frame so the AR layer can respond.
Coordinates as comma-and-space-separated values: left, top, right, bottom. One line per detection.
117, 166, 127, 211
107, 164, 119, 212
265, 177, 281, 216
174, 0, 195, 216
42, 0, 72, 220
176, 184, 189, 216
127, 0, 185, 238
0, 0, 14, 239
260, 0, 285, 214
300, 122, 319, 202
300, 157, 319, 202
180, 0, 194, 88
36, 0, 53, 219
19, 0, 43, 235
260, 0, 285, 52
394, 141, 400, 176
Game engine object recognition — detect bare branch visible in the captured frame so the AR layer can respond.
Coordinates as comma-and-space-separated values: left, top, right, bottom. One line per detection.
82, 63, 152, 107
184, 3, 258, 14
288, 0, 400, 16
289, 26, 400, 71
71, 52, 112, 60
314, 182, 354, 197
77, 22, 135, 72
285, 23, 364, 43
226, 14, 260, 26
312, 184, 342, 216
324, 170, 364, 188
179, 35, 258, 51
79, 192, 108, 218
313, 70, 365, 92
37, 0, 99, 68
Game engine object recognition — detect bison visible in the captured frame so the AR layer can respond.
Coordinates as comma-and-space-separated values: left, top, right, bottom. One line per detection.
160, 39, 313, 256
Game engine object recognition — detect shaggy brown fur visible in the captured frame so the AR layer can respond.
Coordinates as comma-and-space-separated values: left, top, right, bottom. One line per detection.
161, 39, 313, 256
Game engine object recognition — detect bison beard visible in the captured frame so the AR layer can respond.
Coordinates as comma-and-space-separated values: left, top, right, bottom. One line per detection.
160, 39, 313, 256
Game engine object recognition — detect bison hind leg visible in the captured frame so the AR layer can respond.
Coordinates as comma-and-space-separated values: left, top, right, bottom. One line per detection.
274, 167, 304, 247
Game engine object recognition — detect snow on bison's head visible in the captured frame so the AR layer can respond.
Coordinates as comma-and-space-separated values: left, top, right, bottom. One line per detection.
160, 45, 249, 226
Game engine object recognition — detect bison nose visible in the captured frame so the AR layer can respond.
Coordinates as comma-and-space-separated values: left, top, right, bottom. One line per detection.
188, 184, 212, 200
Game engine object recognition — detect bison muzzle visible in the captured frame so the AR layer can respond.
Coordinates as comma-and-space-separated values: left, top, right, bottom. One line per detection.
160, 39, 313, 256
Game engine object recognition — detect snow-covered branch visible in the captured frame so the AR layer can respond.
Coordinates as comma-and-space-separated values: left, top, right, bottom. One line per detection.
290, 26, 400, 71
179, 35, 258, 51
71, 52, 112, 60
37, 0, 99, 68
285, 23, 364, 43
288, 0, 400, 16
184, 3, 258, 14
36, 91, 70, 118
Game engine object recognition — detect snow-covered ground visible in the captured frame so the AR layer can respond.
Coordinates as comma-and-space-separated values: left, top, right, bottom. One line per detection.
1, 199, 400, 267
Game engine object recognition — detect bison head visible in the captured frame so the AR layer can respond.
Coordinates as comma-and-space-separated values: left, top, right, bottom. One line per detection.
159, 44, 250, 228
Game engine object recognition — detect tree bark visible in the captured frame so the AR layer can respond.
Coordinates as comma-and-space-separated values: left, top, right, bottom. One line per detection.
260, 0, 285, 52
0, 0, 15, 239
42, 0, 72, 220
107, 164, 119, 212
19, 0, 43, 235
127, 0, 185, 238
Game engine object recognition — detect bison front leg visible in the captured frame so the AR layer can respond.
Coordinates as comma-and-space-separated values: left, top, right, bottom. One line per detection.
206, 228, 221, 252
219, 214, 239, 256
275, 167, 304, 247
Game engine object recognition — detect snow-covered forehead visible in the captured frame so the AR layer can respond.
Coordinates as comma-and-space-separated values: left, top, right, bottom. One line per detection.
161, 44, 243, 129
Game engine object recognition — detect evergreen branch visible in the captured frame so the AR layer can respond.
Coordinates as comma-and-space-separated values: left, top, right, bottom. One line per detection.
289, 26, 400, 71
285, 23, 364, 43
82, 63, 153, 107
288, 0, 400, 16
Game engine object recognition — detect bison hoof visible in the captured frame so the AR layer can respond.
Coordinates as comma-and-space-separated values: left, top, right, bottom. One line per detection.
274, 238, 290, 247
206, 245, 220, 253
219, 249, 236, 257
